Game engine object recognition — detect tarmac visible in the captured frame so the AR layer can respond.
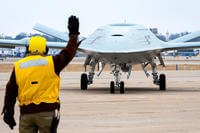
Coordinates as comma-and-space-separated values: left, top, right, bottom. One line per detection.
0, 70, 200, 133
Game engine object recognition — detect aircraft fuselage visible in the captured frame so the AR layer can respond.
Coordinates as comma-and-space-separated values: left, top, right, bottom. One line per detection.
80, 24, 164, 64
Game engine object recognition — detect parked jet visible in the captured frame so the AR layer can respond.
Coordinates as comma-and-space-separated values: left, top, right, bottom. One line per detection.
1, 23, 200, 93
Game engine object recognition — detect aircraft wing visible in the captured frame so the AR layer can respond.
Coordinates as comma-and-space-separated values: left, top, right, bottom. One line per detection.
0, 38, 67, 49
33, 23, 86, 42
168, 30, 200, 43
33, 23, 68, 41
0, 23, 73, 49
162, 41, 200, 51
0, 38, 29, 48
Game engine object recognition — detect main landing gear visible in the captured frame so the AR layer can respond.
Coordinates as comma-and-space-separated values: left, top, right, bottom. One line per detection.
81, 58, 97, 90
159, 74, 166, 91
150, 58, 166, 91
81, 73, 88, 90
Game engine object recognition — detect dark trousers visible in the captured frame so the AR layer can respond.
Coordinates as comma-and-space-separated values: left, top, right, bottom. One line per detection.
19, 111, 56, 133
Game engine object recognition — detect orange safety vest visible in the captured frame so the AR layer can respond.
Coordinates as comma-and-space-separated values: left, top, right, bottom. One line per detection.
14, 55, 60, 106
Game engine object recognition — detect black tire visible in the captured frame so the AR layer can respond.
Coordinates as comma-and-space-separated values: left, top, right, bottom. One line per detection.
81, 73, 88, 90
120, 81, 125, 94
110, 81, 115, 94
159, 74, 166, 91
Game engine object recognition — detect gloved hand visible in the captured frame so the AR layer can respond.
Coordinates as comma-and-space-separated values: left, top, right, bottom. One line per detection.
68, 15, 80, 36
3, 111, 16, 130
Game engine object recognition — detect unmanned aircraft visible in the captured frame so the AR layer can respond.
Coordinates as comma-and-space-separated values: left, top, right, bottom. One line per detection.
1, 23, 200, 94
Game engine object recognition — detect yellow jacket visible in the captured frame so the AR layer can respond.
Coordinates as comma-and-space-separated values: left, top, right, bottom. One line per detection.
14, 55, 60, 106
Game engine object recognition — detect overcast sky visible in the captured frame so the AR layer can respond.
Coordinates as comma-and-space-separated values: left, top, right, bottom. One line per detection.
0, 0, 200, 36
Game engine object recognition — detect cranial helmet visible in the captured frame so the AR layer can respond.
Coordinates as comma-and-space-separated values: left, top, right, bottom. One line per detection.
28, 36, 48, 55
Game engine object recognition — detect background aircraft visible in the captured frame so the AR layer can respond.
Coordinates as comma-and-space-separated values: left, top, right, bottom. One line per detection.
1, 23, 200, 94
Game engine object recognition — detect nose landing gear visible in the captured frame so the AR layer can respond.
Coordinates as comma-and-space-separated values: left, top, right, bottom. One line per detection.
110, 65, 125, 94
110, 81, 125, 94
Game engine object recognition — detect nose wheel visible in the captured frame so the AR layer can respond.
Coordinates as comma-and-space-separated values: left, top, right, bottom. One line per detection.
110, 81, 125, 94
120, 81, 125, 94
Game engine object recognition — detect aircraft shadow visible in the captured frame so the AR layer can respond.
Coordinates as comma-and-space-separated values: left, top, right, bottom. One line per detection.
61, 87, 200, 94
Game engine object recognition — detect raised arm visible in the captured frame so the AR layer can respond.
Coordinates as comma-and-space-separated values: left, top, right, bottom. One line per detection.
53, 15, 80, 75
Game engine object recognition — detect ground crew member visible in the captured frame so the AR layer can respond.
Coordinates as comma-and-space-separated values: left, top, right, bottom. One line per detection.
2, 15, 80, 133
